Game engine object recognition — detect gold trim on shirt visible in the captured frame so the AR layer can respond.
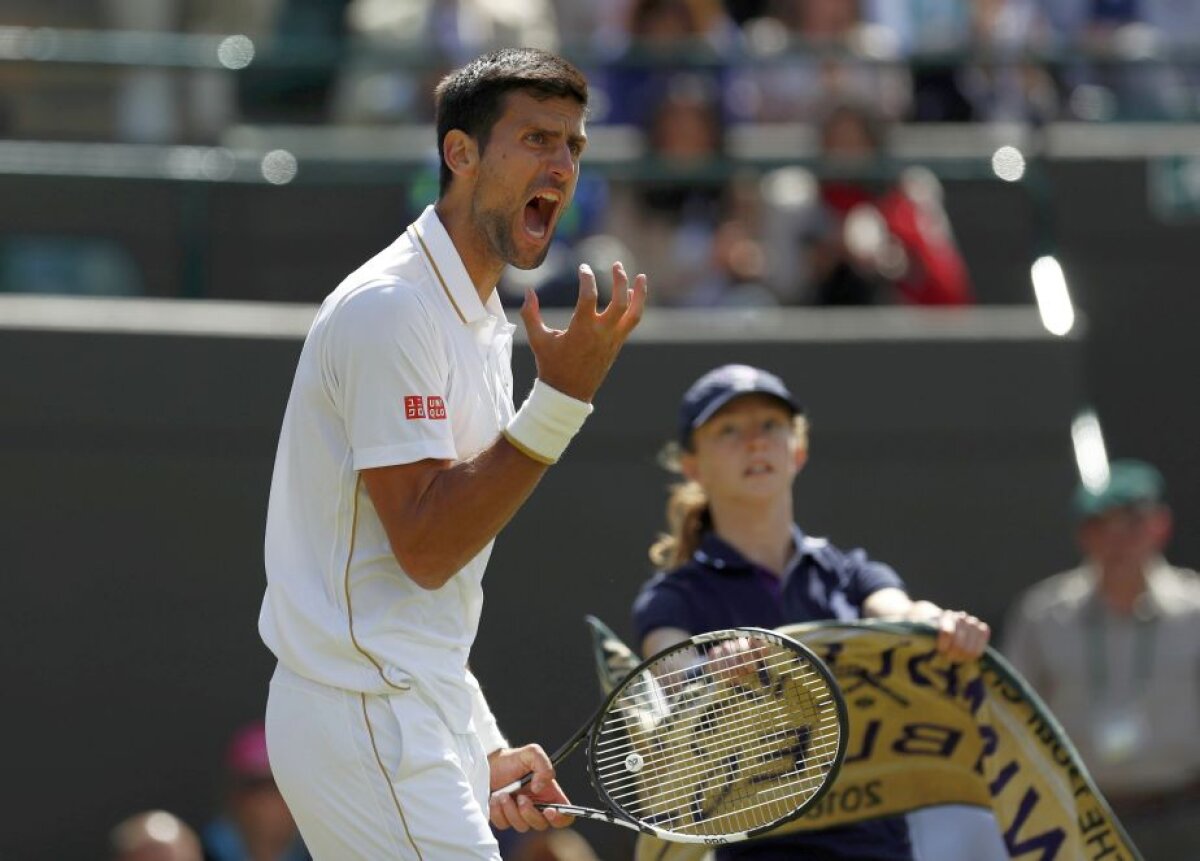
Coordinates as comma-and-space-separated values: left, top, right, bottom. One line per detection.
409, 224, 467, 325
344, 474, 409, 692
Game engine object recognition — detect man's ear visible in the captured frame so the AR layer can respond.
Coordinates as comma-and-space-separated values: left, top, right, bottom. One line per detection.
794, 444, 808, 471
442, 130, 479, 181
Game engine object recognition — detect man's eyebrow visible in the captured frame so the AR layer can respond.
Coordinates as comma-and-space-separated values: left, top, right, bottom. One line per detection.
528, 124, 589, 151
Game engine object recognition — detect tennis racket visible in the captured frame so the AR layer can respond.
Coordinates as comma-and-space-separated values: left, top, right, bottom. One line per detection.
495, 627, 847, 844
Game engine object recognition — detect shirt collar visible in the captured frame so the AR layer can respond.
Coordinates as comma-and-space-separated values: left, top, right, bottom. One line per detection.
692, 527, 814, 574
1082, 556, 1175, 620
408, 205, 496, 326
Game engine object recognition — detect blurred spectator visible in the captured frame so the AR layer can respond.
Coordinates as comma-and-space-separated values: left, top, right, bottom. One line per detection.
1003, 460, 1200, 860
871, 0, 1059, 123
111, 810, 203, 861
0, 235, 142, 296
102, 0, 289, 141
593, 0, 738, 127
334, 0, 559, 124
1042, 0, 1200, 120
733, 0, 911, 122
760, 98, 972, 304
602, 76, 774, 306
201, 722, 309, 861
954, 0, 1059, 123
497, 826, 603, 861
235, 0, 348, 127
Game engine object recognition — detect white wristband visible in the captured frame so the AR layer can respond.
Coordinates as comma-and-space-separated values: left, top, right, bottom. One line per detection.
503, 379, 593, 465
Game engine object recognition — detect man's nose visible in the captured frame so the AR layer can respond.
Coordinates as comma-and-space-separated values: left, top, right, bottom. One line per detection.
547, 143, 575, 181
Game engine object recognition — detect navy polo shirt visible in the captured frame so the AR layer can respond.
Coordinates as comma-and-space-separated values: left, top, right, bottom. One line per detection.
631, 527, 912, 861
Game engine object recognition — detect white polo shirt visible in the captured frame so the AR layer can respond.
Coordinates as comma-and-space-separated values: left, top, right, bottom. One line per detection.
260, 205, 514, 742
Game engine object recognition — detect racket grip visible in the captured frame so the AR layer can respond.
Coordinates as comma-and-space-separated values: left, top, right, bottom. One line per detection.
492, 770, 535, 796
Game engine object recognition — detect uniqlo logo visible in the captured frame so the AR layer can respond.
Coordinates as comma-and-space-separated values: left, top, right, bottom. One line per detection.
427, 396, 447, 420
404, 396, 426, 420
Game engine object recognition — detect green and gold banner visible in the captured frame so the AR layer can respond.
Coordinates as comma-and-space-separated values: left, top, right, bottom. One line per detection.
585, 617, 1142, 861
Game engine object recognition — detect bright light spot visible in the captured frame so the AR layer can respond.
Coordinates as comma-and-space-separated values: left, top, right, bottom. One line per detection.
144, 812, 181, 843
1071, 410, 1110, 492
217, 35, 255, 69
261, 149, 297, 185
760, 166, 816, 209
745, 17, 788, 55
843, 204, 888, 260
991, 146, 1026, 182
1031, 255, 1075, 336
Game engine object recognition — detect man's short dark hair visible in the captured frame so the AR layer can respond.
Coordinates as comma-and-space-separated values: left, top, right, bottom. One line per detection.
434, 48, 588, 196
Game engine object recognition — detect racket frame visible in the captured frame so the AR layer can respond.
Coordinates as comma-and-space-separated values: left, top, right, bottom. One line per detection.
536, 626, 849, 844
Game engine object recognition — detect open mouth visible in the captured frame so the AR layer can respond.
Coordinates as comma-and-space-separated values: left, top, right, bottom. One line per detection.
523, 190, 562, 241
744, 463, 774, 477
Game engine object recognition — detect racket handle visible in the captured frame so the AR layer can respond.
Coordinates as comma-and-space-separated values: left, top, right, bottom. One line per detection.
534, 804, 643, 833
492, 770, 534, 796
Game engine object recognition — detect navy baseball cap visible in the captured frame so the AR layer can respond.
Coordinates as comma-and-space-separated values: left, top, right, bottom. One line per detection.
1072, 459, 1165, 521
679, 364, 801, 446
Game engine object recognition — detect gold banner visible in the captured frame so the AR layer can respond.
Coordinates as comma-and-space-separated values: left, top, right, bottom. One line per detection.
584, 618, 1141, 861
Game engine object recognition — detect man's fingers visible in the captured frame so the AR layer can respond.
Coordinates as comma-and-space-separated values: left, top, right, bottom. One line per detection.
619, 273, 648, 333
519, 744, 555, 796
543, 806, 575, 828
534, 778, 576, 829
520, 288, 549, 343
575, 264, 598, 316
517, 793, 552, 831
489, 793, 528, 833
606, 261, 630, 315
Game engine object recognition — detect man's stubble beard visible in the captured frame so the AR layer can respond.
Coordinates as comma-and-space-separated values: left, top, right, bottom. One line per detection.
472, 182, 552, 272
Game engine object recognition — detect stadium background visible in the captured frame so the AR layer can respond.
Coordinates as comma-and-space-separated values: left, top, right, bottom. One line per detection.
2, 2, 1199, 858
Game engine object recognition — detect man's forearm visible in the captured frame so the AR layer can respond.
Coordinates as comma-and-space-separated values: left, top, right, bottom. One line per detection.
365, 437, 549, 589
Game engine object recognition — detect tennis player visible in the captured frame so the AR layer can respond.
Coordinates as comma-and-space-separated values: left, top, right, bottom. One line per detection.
632, 364, 994, 860
260, 49, 646, 859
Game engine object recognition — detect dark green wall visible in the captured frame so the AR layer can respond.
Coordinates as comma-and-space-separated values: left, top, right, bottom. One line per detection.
0, 317, 1084, 859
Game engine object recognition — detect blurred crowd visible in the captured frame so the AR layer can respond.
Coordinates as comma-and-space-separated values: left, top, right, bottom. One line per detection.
7, 0, 1200, 133
4, 1, 1200, 306
109, 721, 603, 861
105, 724, 600, 861
108, 722, 310, 861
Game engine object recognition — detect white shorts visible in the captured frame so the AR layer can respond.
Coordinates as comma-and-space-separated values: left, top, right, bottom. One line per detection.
265, 663, 500, 860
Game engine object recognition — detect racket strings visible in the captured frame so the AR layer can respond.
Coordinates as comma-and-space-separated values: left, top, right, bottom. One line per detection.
597, 699, 839, 811
595, 730, 842, 798
595, 656, 831, 767
593, 688, 837, 787
614, 691, 836, 832
592, 640, 842, 837
593, 660, 829, 754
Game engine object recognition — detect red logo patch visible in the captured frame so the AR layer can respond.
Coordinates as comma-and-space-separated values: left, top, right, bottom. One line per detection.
404, 396, 426, 420
427, 396, 447, 420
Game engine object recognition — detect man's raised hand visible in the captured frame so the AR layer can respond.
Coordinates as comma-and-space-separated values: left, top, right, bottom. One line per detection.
520, 261, 647, 402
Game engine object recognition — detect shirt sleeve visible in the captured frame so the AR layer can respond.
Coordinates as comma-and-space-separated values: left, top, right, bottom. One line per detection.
465, 667, 508, 755
323, 281, 458, 471
631, 573, 698, 646
840, 547, 906, 607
